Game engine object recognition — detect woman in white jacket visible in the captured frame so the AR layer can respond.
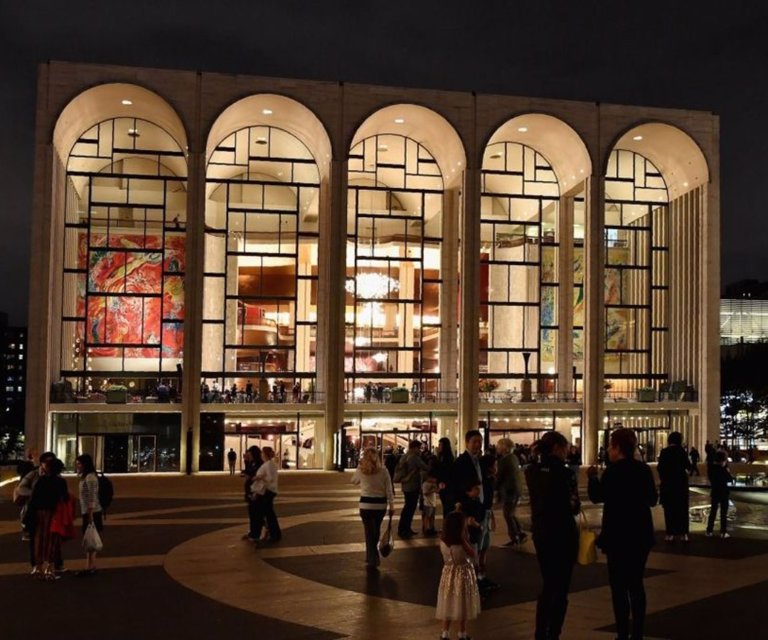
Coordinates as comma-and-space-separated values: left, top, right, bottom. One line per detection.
251, 447, 281, 543
352, 448, 395, 568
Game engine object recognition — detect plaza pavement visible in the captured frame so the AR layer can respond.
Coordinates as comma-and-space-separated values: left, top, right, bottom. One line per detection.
1, 471, 768, 639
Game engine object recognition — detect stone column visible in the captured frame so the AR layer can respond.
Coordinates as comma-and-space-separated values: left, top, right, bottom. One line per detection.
558, 194, 575, 401
459, 169, 481, 443
181, 148, 205, 473
702, 179, 721, 448
317, 159, 347, 469
582, 175, 604, 464
440, 188, 459, 402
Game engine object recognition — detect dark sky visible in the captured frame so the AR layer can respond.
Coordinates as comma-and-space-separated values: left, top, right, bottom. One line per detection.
0, 0, 766, 325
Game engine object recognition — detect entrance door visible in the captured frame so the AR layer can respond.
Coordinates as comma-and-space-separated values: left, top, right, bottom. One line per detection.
136, 435, 157, 472
103, 435, 129, 473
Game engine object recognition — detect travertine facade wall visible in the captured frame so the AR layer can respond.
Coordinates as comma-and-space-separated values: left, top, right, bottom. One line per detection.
26, 61, 720, 468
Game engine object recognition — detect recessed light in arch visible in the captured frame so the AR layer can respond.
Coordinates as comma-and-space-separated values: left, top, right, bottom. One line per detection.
517, 126, 528, 133
394, 118, 405, 124
121, 99, 133, 106
633, 135, 643, 141
262, 108, 273, 115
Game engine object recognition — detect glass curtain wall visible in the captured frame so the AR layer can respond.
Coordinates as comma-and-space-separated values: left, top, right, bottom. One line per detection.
604, 149, 669, 396
346, 135, 443, 401
202, 126, 320, 403
60, 118, 187, 400
479, 142, 560, 398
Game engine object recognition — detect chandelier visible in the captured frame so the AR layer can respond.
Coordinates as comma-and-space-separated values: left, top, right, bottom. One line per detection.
345, 273, 399, 299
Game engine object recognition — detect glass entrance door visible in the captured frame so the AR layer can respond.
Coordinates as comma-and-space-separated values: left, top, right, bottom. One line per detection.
135, 435, 158, 472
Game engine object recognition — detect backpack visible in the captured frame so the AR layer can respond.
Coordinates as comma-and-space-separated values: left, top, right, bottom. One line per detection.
97, 472, 114, 517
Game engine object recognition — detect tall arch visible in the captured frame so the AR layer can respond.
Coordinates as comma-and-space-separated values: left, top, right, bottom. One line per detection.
55, 85, 189, 397
481, 114, 592, 400
345, 105, 465, 404
603, 122, 710, 448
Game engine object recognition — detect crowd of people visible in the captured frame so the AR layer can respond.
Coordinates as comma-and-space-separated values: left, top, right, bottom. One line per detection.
352, 429, 736, 640
14, 451, 105, 580
201, 380, 314, 404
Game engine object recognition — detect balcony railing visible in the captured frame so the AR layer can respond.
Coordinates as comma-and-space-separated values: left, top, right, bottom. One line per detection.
480, 390, 582, 404
201, 390, 324, 404
345, 389, 459, 404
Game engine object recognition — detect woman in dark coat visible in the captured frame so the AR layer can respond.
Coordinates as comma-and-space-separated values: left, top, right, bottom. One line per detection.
525, 432, 580, 640
242, 446, 263, 541
657, 431, 692, 541
432, 437, 455, 519
588, 428, 658, 640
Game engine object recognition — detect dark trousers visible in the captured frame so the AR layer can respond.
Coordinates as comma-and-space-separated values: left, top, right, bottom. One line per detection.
661, 490, 689, 535
503, 498, 522, 540
253, 490, 281, 541
707, 494, 729, 534
360, 509, 386, 565
607, 549, 650, 639
533, 534, 577, 640
398, 490, 419, 535
247, 498, 263, 538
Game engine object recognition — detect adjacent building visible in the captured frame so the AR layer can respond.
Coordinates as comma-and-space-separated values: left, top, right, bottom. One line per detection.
26, 61, 720, 472
1, 312, 27, 456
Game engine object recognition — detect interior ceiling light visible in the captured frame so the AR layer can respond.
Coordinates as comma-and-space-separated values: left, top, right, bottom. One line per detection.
262, 108, 273, 115
127, 128, 140, 138
394, 117, 405, 124
490, 152, 502, 159
378, 144, 388, 151
256, 137, 268, 145
121, 99, 133, 106
633, 135, 643, 141
517, 126, 528, 133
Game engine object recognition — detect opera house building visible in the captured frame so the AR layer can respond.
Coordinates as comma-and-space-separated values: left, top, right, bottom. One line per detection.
25, 62, 720, 472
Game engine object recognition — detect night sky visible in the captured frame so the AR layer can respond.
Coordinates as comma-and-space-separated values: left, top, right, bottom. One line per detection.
0, 1, 766, 325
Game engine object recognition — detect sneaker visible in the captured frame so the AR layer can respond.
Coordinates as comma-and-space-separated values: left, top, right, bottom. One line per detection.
705, 531, 714, 537
664, 535, 674, 542
681, 534, 690, 543
721, 532, 731, 539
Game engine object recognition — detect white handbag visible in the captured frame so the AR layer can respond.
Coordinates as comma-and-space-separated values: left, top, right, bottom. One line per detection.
82, 523, 104, 552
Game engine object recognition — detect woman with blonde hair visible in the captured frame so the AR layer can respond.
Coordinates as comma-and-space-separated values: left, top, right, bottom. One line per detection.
352, 448, 395, 568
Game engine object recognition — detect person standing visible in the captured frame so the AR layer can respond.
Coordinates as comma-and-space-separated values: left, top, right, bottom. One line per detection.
588, 428, 658, 640
351, 448, 395, 568
242, 446, 263, 541
394, 440, 429, 538
227, 448, 237, 475
75, 453, 103, 576
251, 447, 281, 543
689, 446, 701, 477
452, 430, 485, 511
525, 432, 580, 640
436, 510, 481, 640
657, 432, 692, 541
706, 451, 733, 538
25, 457, 69, 580
433, 437, 455, 520
495, 437, 526, 546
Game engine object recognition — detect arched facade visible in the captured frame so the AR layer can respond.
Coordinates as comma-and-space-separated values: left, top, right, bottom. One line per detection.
27, 63, 719, 471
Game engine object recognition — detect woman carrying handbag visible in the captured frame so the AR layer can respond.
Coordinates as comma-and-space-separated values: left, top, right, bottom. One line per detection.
351, 448, 395, 569
76, 453, 104, 576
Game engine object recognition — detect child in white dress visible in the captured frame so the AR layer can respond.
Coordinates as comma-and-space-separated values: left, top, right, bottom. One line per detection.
436, 509, 481, 639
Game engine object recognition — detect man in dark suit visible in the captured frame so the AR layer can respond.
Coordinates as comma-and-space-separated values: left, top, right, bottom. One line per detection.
451, 430, 485, 508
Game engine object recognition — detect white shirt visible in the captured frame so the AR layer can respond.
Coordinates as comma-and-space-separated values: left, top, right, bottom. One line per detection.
252, 459, 279, 495
351, 467, 394, 510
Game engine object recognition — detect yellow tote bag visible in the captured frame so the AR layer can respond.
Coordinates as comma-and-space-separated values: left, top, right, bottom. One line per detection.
577, 511, 597, 566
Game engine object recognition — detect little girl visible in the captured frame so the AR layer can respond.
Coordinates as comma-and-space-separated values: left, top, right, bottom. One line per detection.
436, 509, 481, 640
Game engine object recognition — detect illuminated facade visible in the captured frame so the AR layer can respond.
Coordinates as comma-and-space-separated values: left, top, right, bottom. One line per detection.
27, 62, 720, 471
